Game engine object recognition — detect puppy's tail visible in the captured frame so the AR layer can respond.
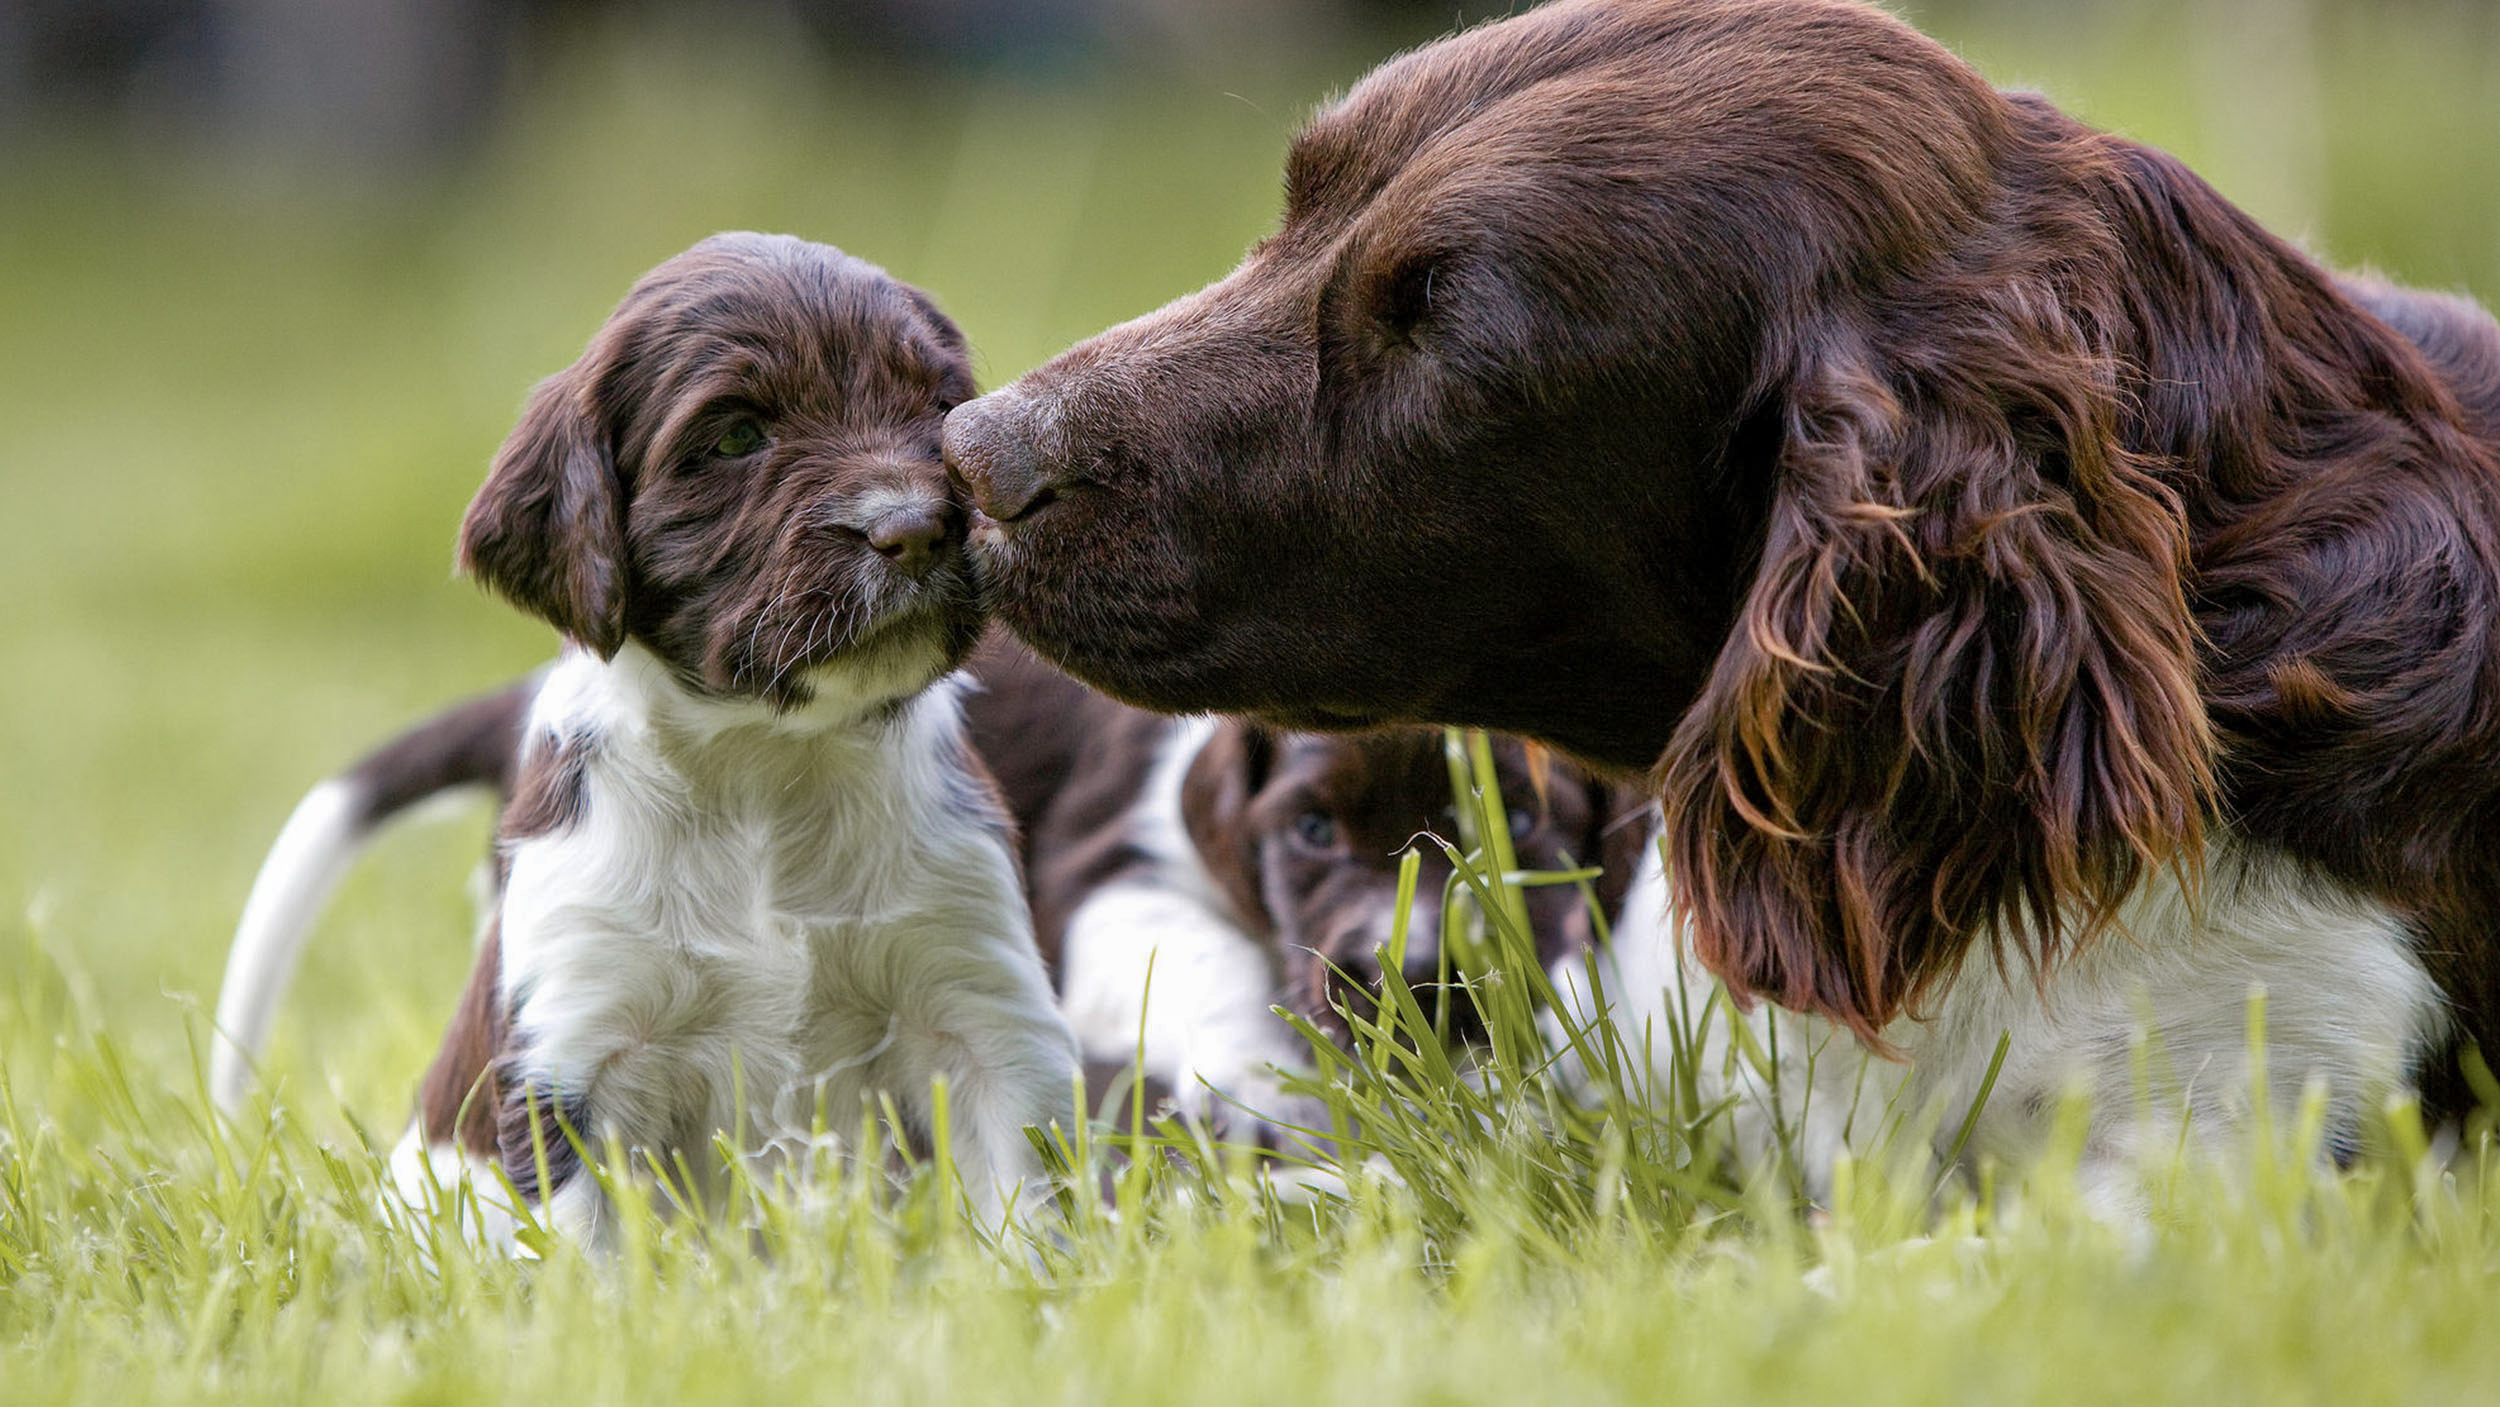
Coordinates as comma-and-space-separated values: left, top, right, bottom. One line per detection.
211, 679, 537, 1113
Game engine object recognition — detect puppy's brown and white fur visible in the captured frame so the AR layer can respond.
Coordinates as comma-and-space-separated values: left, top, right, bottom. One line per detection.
964, 638, 1642, 1139
214, 234, 1077, 1245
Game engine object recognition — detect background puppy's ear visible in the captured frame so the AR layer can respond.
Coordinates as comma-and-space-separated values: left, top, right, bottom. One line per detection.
1656, 308, 2213, 1046
1180, 720, 1276, 932
456, 367, 627, 657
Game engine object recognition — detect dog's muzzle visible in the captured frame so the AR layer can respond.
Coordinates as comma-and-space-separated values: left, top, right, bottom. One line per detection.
943, 392, 1062, 524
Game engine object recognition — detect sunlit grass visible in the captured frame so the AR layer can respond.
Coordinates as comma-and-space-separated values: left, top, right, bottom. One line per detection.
6, 4, 2500, 1402
9, 748, 2500, 1405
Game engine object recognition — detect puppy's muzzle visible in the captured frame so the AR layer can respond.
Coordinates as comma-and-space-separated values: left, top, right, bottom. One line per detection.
943, 393, 1062, 524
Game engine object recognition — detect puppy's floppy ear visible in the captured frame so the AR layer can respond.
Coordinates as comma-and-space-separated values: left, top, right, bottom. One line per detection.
457, 366, 627, 657
1656, 301, 2213, 1046
903, 285, 971, 359
1180, 720, 1276, 932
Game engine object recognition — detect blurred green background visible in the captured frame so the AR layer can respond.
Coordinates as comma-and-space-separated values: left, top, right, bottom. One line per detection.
2, 0, 2494, 1119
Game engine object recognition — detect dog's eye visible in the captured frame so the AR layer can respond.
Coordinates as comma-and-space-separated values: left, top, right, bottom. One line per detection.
710, 421, 767, 458
1291, 810, 1340, 851
1508, 806, 1535, 840
1374, 255, 1438, 343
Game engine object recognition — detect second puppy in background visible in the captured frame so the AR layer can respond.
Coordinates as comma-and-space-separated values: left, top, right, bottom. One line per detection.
967, 639, 1650, 1143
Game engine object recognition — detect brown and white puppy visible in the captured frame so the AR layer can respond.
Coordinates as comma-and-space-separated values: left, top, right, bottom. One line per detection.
962, 637, 1645, 1139
213, 234, 1077, 1245
943, 0, 2500, 1204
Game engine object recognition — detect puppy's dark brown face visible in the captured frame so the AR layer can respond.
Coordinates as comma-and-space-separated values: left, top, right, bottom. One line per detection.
461, 233, 981, 708
1183, 726, 1639, 1043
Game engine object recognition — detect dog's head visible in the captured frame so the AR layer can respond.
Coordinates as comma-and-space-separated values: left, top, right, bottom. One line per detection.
947, 0, 2223, 1042
1180, 725, 1644, 1042
461, 233, 981, 709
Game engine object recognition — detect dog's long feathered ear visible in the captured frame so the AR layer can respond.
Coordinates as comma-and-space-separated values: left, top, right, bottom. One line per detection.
1656, 303, 2214, 1047
1180, 721, 1277, 932
456, 366, 627, 657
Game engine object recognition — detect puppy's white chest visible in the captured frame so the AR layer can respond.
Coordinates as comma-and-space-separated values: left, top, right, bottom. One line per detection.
491, 655, 1022, 1152
501, 808, 857, 1124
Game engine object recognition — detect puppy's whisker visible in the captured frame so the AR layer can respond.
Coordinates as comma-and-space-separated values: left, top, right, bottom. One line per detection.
745, 581, 802, 682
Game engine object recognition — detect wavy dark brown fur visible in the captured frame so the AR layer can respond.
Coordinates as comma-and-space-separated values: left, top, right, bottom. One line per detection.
946, 0, 2500, 1090
1658, 50, 2500, 1049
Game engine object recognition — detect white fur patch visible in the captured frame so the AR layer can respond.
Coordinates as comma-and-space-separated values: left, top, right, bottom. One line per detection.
387, 1123, 525, 1252
1557, 826, 2446, 1211
1056, 717, 1316, 1133
480, 643, 1076, 1243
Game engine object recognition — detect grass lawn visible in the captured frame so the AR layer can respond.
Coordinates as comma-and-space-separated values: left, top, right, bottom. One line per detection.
5, 5, 2500, 1402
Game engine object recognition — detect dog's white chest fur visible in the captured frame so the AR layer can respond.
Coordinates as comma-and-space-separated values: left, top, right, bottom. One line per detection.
1568, 830, 2448, 1214
491, 647, 1071, 1230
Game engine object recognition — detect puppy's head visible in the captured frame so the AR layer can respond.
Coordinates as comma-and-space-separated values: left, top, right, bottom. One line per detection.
1181, 725, 1642, 1043
460, 233, 981, 709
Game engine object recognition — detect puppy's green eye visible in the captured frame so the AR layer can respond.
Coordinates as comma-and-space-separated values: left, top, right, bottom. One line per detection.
711, 421, 766, 458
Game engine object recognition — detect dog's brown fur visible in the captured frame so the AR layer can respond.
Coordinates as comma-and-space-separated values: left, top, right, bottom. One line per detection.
944, 0, 2500, 1100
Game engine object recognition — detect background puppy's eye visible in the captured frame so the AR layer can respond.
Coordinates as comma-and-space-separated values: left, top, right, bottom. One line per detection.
711, 420, 766, 458
1507, 806, 1535, 839
1291, 810, 1340, 851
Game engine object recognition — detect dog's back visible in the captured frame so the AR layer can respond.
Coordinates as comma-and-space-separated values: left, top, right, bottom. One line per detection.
2345, 276, 2500, 442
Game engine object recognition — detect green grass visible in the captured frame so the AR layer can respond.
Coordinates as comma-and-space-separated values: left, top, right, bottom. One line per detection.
6, 4, 2500, 1402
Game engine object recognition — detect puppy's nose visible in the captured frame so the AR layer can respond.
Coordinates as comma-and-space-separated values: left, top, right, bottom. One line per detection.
863, 501, 952, 578
942, 393, 1059, 522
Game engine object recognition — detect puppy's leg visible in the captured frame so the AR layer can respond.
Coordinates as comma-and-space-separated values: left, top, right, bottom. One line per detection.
387, 1121, 524, 1253
889, 961, 1079, 1233
492, 1072, 624, 1254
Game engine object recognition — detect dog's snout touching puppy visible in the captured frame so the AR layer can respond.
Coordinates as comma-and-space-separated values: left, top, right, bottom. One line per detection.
942, 392, 1063, 524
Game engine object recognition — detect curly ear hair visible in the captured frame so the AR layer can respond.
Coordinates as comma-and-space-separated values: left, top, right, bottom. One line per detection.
457, 361, 627, 657
1656, 283, 2215, 1047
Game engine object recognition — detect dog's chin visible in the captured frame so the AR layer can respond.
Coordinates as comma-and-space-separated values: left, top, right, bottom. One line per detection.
1255, 702, 1401, 733
970, 527, 1279, 716
969, 510, 1215, 701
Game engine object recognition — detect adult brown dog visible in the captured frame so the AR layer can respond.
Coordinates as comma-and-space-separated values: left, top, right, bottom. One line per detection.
944, 0, 2500, 1193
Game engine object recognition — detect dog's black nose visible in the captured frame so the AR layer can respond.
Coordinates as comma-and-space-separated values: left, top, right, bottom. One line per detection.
864, 501, 952, 578
942, 394, 1058, 523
